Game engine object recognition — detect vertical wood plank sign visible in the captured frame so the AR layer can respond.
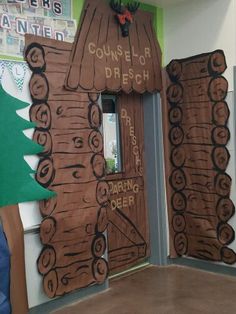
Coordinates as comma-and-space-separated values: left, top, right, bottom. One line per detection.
164, 50, 236, 264
25, 36, 109, 298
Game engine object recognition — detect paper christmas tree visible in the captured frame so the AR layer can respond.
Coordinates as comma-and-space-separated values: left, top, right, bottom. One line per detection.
0, 85, 55, 207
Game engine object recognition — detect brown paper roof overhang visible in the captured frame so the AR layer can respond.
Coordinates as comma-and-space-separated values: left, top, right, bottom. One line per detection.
65, 0, 162, 94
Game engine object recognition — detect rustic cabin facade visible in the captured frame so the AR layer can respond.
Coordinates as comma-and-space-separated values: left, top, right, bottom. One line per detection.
25, 0, 162, 297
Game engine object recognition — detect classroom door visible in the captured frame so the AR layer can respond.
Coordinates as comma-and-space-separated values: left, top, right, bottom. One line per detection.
102, 92, 150, 274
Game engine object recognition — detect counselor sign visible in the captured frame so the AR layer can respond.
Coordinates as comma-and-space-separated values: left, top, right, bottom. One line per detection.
65, 0, 162, 94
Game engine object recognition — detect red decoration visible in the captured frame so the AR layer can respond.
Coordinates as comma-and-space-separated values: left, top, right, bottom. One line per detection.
117, 10, 133, 25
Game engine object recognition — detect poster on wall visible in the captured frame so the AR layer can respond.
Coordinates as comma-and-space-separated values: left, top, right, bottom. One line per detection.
0, 0, 76, 58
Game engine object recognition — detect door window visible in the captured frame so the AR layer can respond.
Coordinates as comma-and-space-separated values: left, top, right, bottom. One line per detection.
102, 94, 122, 174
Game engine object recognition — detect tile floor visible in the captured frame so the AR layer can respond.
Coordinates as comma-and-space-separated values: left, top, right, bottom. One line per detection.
52, 265, 236, 314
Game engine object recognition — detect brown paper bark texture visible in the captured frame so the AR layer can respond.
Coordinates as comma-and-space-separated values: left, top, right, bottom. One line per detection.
107, 93, 150, 274
0, 205, 29, 314
164, 50, 236, 264
64, 0, 162, 94
25, 34, 109, 298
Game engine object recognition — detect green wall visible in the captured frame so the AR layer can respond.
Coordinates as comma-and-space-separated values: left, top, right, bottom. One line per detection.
73, 0, 164, 57
139, 3, 164, 55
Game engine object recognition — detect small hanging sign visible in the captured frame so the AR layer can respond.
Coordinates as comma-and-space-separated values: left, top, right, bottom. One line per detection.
6, 62, 28, 92
0, 61, 6, 82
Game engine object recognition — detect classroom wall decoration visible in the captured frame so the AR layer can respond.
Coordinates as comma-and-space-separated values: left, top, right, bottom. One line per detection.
65, 0, 162, 94
0, 61, 29, 91
0, 0, 76, 58
109, 1, 140, 37
24, 0, 162, 297
164, 50, 236, 264
107, 93, 149, 273
25, 35, 109, 298
0, 84, 55, 208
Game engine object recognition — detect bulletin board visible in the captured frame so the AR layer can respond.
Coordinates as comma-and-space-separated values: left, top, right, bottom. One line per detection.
0, 0, 78, 60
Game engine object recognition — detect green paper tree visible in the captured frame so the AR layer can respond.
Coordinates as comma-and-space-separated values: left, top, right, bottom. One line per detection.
0, 85, 55, 208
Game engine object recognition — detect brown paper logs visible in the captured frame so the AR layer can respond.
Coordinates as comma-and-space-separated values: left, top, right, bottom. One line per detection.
43, 258, 108, 298
172, 214, 186, 233
26, 35, 109, 298
166, 50, 227, 81
96, 181, 110, 205
33, 130, 52, 155
187, 236, 222, 261
167, 77, 228, 105
212, 126, 230, 145
171, 145, 230, 171
96, 207, 108, 233
215, 173, 231, 197
169, 102, 228, 126
38, 181, 109, 217
217, 223, 235, 245
30, 103, 51, 129
25, 43, 46, 72
29, 73, 49, 103
38, 182, 109, 218
34, 129, 103, 155
37, 246, 56, 275
169, 168, 186, 191
170, 124, 230, 146
36, 153, 105, 187
216, 198, 235, 222
169, 126, 184, 146
92, 258, 109, 283
183, 191, 219, 216
88, 102, 102, 129
38, 234, 106, 272
36, 101, 100, 130
185, 214, 218, 238
166, 83, 183, 105
221, 247, 236, 265
169, 106, 183, 124
166, 50, 235, 264
24, 38, 71, 73
174, 232, 188, 256
212, 101, 229, 125
171, 192, 186, 212
39, 208, 107, 243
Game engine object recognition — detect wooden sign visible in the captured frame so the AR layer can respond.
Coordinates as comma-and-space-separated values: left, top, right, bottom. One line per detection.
25, 35, 109, 298
164, 50, 236, 264
65, 0, 162, 94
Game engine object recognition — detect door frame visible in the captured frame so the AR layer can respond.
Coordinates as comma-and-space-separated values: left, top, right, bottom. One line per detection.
143, 93, 169, 266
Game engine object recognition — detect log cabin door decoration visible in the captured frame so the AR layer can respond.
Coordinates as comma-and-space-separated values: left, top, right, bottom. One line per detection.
107, 93, 149, 273
25, 0, 162, 297
164, 50, 236, 264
